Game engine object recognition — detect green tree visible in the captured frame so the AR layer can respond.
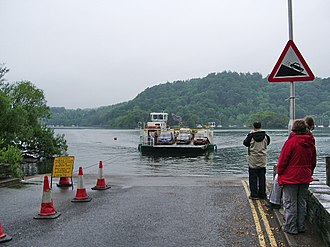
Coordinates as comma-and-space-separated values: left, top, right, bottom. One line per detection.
0, 64, 9, 86
0, 141, 23, 178
247, 111, 288, 129
0, 66, 67, 159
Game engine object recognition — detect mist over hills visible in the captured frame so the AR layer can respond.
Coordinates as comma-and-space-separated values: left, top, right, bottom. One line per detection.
48, 71, 330, 129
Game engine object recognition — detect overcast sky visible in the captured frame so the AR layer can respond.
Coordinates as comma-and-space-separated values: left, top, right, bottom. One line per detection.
1, 0, 329, 109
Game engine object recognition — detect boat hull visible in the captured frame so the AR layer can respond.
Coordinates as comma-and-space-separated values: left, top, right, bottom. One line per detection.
138, 143, 217, 156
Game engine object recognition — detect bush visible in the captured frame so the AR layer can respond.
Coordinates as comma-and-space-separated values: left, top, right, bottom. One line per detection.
0, 142, 24, 178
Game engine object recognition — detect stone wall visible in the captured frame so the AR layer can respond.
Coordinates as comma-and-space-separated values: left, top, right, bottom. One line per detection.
307, 180, 330, 246
0, 163, 11, 178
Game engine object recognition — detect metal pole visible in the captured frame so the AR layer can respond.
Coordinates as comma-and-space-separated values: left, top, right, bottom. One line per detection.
288, 0, 295, 131
288, 0, 293, 40
289, 82, 295, 130
326, 157, 330, 186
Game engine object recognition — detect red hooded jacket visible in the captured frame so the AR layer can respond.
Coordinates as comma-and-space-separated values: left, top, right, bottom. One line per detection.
277, 133, 316, 185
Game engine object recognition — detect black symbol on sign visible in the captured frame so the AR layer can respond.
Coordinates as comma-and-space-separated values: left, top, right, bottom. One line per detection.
276, 62, 306, 77
290, 62, 304, 73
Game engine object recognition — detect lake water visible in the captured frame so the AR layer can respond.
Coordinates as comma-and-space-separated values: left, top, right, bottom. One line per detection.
52, 128, 330, 183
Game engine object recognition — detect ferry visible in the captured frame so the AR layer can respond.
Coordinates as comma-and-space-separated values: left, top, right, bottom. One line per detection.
138, 112, 217, 155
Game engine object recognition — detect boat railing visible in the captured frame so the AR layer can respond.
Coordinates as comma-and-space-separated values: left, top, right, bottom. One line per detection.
140, 136, 154, 146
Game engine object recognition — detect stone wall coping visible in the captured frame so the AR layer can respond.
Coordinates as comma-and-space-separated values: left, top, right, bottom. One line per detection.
309, 181, 330, 214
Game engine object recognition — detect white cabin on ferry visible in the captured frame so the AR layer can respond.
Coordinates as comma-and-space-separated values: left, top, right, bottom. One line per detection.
147, 112, 168, 130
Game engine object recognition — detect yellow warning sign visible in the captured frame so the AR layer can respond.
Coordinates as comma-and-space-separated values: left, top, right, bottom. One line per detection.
52, 156, 75, 178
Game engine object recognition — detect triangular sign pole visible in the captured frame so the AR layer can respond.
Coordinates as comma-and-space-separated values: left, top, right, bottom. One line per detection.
268, 0, 315, 133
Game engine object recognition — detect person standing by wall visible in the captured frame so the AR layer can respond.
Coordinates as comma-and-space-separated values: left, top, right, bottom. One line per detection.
266, 116, 315, 209
277, 119, 316, 235
243, 121, 271, 200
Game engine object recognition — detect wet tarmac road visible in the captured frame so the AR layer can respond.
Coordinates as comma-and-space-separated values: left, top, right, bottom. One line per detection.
0, 175, 309, 247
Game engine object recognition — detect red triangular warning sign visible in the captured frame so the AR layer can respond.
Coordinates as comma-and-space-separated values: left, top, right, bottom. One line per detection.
268, 40, 314, 82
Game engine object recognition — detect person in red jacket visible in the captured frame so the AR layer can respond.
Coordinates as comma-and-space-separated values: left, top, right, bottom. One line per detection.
277, 119, 317, 235
266, 116, 315, 209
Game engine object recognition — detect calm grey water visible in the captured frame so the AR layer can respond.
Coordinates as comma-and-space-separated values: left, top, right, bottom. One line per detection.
54, 128, 330, 182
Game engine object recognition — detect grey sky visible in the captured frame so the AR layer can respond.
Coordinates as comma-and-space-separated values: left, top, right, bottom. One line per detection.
1, 0, 329, 109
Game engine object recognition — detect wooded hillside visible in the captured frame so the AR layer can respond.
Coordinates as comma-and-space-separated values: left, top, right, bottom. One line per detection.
48, 71, 330, 129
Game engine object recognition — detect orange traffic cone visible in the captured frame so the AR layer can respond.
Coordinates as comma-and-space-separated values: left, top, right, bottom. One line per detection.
92, 161, 111, 190
57, 177, 72, 188
71, 167, 92, 202
34, 176, 61, 219
0, 223, 12, 243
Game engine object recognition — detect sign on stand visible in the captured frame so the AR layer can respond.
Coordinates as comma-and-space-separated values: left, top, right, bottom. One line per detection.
51, 156, 75, 188
268, 40, 314, 82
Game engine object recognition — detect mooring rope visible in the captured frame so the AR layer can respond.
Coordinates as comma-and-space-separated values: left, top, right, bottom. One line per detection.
72, 157, 114, 173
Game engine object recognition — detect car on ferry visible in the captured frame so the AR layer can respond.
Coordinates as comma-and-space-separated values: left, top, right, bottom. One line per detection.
176, 132, 192, 144
157, 131, 174, 145
193, 131, 209, 145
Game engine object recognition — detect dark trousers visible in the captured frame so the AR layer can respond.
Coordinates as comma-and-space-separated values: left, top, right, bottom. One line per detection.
248, 167, 266, 199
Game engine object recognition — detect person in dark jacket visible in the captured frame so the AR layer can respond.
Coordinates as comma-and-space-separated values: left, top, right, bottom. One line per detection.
277, 119, 316, 235
243, 121, 270, 200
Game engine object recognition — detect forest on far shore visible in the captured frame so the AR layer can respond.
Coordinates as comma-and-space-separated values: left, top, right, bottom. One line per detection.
48, 71, 330, 129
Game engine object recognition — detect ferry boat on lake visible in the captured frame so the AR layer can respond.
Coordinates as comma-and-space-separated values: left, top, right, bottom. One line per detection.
138, 112, 217, 155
